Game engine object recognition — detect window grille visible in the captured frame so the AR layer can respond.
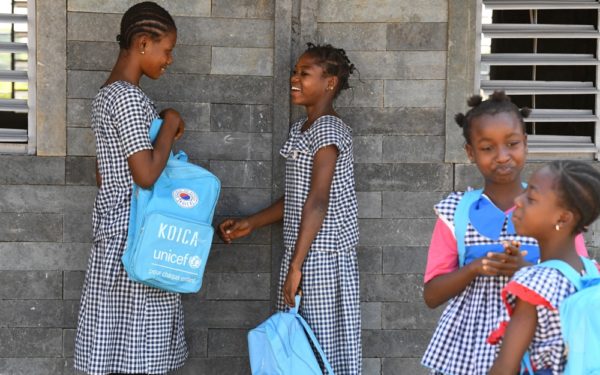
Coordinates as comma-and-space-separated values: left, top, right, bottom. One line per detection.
478, 0, 600, 160
0, 0, 35, 154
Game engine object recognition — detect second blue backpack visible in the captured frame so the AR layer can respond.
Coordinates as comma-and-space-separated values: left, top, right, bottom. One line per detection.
539, 256, 600, 375
247, 295, 334, 375
122, 118, 221, 293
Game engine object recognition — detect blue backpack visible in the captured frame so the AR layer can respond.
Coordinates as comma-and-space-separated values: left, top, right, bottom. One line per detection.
248, 295, 334, 375
536, 256, 600, 375
122, 118, 221, 293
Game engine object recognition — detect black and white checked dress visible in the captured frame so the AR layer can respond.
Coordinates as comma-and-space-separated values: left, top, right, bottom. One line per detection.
490, 266, 578, 374
422, 191, 539, 375
74, 81, 187, 375
277, 115, 361, 375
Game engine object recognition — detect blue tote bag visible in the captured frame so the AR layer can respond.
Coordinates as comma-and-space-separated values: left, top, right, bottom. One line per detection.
122, 118, 220, 293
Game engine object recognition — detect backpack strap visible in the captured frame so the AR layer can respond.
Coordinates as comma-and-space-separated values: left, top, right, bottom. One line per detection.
520, 351, 534, 375
539, 256, 599, 291
291, 295, 335, 375
454, 189, 483, 267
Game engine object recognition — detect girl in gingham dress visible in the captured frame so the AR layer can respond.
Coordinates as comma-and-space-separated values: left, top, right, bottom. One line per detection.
421, 92, 588, 375
489, 161, 600, 374
219, 43, 361, 374
74, 3, 187, 374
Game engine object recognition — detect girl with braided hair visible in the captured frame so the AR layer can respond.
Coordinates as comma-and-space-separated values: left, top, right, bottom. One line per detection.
74, 3, 187, 374
421, 91, 588, 374
218, 43, 361, 374
489, 161, 600, 374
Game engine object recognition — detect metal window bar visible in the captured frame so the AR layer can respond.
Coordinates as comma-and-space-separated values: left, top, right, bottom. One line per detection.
479, 0, 600, 160
0, 0, 33, 151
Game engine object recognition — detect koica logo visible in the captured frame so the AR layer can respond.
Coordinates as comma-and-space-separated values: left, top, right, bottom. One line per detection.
173, 188, 199, 209
158, 222, 199, 247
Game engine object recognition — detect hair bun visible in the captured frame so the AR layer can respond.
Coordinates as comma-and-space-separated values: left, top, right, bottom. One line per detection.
467, 95, 483, 108
116, 34, 121, 42
520, 107, 532, 118
454, 113, 466, 128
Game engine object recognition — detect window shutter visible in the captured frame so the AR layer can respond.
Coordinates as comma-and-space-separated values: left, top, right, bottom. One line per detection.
479, 0, 600, 160
0, 0, 32, 147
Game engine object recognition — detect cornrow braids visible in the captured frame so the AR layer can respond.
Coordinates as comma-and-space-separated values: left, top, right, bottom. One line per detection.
548, 160, 600, 234
454, 90, 530, 144
116, 2, 176, 50
304, 42, 357, 98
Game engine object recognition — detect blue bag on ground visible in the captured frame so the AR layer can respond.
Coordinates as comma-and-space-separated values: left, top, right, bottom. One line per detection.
247, 295, 334, 375
539, 256, 600, 375
122, 118, 220, 293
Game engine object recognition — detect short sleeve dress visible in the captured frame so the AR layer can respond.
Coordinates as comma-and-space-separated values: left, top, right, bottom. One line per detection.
487, 266, 579, 374
421, 191, 540, 375
278, 115, 361, 375
74, 81, 188, 375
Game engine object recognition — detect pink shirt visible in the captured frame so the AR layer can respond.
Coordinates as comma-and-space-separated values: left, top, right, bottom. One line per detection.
424, 218, 589, 283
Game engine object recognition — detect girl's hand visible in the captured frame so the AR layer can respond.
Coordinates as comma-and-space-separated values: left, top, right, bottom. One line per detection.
218, 218, 253, 243
160, 108, 185, 140
283, 266, 302, 307
472, 241, 529, 277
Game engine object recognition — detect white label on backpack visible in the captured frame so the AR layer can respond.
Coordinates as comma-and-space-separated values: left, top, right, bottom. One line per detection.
188, 256, 202, 269
173, 188, 198, 208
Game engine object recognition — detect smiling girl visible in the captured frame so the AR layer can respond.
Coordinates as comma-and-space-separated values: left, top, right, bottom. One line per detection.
74, 3, 187, 374
218, 43, 361, 374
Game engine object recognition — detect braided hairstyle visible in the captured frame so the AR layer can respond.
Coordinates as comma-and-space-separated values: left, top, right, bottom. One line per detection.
303, 43, 356, 98
116, 2, 176, 50
547, 160, 600, 234
455, 90, 531, 144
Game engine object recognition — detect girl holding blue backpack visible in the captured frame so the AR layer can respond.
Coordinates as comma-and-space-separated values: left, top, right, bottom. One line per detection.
74, 3, 188, 374
219, 43, 361, 374
421, 92, 589, 375
488, 160, 600, 374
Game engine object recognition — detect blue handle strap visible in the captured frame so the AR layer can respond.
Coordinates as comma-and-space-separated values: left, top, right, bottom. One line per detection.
520, 351, 534, 374
148, 118, 185, 161
538, 256, 599, 291
292, 295, 335, 375
454, 189, 483, 267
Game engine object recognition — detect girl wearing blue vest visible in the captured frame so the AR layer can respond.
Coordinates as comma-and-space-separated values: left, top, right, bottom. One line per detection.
218, 43, 361, 374
421, 91, 588, 374
489, 161, 600, 375
74, 3, 187, 374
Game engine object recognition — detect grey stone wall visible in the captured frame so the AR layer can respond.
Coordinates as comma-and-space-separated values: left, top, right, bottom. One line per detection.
3, 1, 599, 375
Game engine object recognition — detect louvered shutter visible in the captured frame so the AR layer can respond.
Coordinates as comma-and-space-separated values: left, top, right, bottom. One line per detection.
478, 0, 600, 160
0, 0, 32, 146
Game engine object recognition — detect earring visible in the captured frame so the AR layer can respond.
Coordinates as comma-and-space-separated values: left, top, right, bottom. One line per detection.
555, 224, 560, 231
141, 50, 145, 55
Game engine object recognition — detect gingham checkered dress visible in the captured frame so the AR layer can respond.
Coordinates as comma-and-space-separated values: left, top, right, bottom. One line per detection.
422, 191, 539, 375
489, 266, 577, 374
74, 81, 187, 375
277, 115, 361, 375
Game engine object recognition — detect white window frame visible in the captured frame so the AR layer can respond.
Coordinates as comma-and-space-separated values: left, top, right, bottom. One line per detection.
0, 0, 35, 154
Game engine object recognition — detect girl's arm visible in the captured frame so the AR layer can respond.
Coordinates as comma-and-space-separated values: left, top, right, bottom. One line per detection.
218, 197, 285, 243
283, 145, 338, 306
127, 109, 184, 188
489, 299, 537, 375
423, 263, 481, 308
